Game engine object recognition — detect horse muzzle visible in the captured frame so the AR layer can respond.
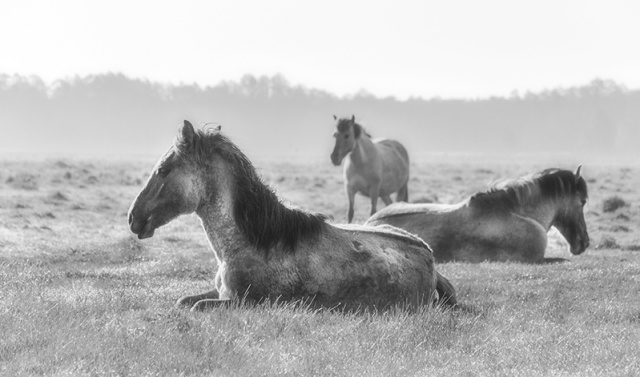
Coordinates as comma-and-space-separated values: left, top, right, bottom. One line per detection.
330, 153, 342, 166
128, 211, 156, 239
570, 236, 590, 255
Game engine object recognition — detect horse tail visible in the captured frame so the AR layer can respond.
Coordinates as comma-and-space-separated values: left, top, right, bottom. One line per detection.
397, 142, 409, 202
435, 270, 457, 307
396, 142, 409, 163
397, 182, 409, 202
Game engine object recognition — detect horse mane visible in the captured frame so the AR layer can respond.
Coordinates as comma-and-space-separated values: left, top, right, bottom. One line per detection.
468, 168, 588, 210
336, 117, 372, 138
176, 126, 329, 254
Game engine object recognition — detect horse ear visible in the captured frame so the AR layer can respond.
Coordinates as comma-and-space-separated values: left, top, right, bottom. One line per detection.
215, 125, 222, 132
333, 114, 337, 121
350, 115, 355, 124
575, 165, 582, 179
180, 120, 196, 145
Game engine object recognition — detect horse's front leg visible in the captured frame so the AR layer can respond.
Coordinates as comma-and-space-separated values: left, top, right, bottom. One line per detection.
176, 289, 220, 309
347, 185, 357, 223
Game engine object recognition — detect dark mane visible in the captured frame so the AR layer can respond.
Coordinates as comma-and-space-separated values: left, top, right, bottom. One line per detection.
336, 118, 372, 138
468, 168, 588, 210
176, 127, 328, 254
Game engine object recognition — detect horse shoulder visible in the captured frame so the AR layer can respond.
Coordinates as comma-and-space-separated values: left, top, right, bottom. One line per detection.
453, 208, 547, 262
344, 153, 383, 191
506, 213, 548, 260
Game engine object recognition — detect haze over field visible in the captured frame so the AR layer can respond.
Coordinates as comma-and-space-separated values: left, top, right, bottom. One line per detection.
0, 73, 638, 161
1, 1, 638, 161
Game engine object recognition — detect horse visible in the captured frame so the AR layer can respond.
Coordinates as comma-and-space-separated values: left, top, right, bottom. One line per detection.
365, 167, 589, 263
128, 120, 456, 311
330, 115, 410, 223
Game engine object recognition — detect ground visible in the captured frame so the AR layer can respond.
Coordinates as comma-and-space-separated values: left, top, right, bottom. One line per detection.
1, 154, 639, 376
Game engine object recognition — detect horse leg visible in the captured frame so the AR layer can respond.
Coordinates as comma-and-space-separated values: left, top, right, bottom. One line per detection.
435, 270, 457, 307
396, 182, 409, 202
176, 289, 219, 308
190, 299, 232, 312
347, 185, 356, 223
381, 195, 392, 206
369, 186, 380, 216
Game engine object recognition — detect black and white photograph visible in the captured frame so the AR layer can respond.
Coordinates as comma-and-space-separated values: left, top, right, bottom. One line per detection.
1, 1, 638, 375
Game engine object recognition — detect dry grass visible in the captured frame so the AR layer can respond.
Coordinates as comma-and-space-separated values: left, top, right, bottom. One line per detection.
1, 155, 640, 376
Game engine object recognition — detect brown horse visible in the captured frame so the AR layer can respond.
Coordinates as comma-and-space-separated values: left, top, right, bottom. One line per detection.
330, 115, 410, 223
366, 168, 589, 263
128, 120, 456, 311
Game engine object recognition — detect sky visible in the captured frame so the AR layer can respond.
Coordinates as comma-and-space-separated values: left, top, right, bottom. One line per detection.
1, 0, 639, 100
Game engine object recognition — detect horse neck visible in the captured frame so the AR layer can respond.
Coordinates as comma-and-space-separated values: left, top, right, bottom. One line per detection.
514, 196, 561, 231
195, 155, 323, 261
195, 162, 248, 262
349, 134, 377, 167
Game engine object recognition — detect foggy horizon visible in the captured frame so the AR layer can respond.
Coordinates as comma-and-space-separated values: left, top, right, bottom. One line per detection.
1, 71, 638, 164
2, 1, 638, 163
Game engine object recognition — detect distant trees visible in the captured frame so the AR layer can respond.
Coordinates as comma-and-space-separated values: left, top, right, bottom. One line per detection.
0, 73, 637, 158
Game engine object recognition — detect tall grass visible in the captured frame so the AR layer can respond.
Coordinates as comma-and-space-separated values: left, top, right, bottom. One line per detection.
1, 158, 639, 376
2, 247, 639, 376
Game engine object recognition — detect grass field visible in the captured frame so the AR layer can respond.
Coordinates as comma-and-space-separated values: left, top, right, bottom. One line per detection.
1, 154, 639, 376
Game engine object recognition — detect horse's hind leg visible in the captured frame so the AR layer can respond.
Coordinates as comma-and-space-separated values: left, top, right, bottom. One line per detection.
381, 195, 392, 206
396, 182, 409, 202
369, 186, 380, 216
176, 289, 219, 308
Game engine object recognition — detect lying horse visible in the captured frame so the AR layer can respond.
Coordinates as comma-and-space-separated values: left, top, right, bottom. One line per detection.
330, 115, 410, 223
128, 120, 456, 311
366, 168, 589, 263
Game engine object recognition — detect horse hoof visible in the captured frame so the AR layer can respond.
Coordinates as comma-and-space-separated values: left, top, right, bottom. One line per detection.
176, 296, 197, 309
190, 299, 230, 312
190, 300, 213, 312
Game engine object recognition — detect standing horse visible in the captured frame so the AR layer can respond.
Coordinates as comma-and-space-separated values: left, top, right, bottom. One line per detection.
331, 115, 410, 223
366, 168, 589, 263
128, 120, 456, 311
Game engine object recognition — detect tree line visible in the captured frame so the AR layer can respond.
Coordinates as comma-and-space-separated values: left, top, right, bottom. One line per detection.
1, 73, 637, 159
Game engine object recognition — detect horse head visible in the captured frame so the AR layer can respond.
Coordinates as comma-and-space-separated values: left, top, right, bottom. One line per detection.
552, 166, 590, 255
330, 115, 359, 166
128, 120, 213, 239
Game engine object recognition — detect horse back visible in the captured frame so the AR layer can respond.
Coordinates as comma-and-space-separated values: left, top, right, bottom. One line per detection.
367, 202, 548, 262
374, 138, 409, 164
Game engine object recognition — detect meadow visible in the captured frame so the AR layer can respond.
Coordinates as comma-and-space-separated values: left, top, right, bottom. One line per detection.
1, 153, 639, 376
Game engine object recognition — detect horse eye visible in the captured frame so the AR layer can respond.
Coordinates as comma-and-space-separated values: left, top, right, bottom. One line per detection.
344, 134, 349, 139
157, 167, 170, 177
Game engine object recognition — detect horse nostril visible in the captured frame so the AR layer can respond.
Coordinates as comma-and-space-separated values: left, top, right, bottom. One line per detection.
128, 212, 133, 225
